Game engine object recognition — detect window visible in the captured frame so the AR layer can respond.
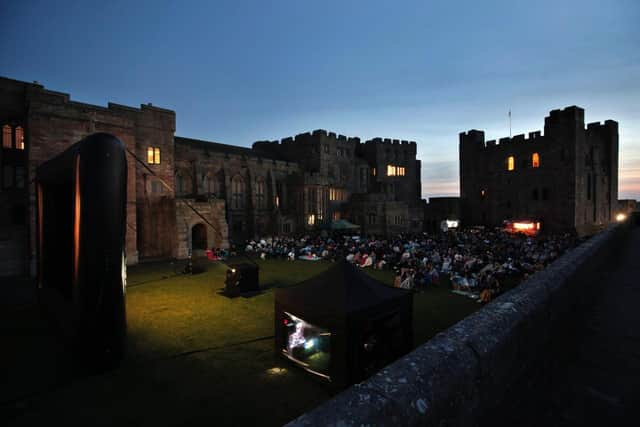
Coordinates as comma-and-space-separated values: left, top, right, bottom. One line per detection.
480, 189, 486, 198
206, 174, 220, 196
323, 144, 329, 154
507, 156, 515, 171
282, 223, 291, 233
532, 152, 540, 168
175, 173, 185, 195
532, 189, 539, 200
368, 213, 376, 225
372, 167, 376, 176
332, 211, 341, 221
147, 147, 161, 164
15, 127, 24, 150
307, 214, 315, 226
231, 176, 244, 209
386, 165, 405, 176
151, 180, 163, 194
2, 125, 12, 149
329, 188, 346, 201
256, 177, 265, 209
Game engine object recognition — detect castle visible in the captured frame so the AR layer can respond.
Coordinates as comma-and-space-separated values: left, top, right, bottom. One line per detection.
459, 106, 619, 235
0, 76, 623, 277
0, 77, 423, 276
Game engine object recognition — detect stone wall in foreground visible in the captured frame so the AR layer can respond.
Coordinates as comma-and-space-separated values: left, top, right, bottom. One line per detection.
286, 222, 631, 426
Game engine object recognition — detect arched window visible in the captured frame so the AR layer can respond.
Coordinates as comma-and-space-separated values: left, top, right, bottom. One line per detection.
507, 156, 515, 171
255, 177, 265, 209
231, 175, 244, 209
532, 152, 540, 168
206, 173, 220, 197
2, 125, 11, 149
15, 127, 24, 150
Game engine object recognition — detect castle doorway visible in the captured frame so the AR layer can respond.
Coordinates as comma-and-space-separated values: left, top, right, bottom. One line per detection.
191, 223, 207, 256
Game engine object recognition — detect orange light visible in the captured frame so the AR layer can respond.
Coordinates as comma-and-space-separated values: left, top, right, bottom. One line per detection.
513, 222, 535, 230
507, 156, 515, 171
73, 156, 81, 288
532, 152, 540, 168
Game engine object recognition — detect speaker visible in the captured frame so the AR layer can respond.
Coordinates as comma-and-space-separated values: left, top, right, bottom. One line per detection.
225, 263, 260, 295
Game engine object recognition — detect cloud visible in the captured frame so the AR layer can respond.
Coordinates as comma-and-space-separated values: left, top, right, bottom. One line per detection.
421, 160, 459, 198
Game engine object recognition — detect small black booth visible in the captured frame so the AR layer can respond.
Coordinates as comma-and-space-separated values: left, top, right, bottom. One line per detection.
224, 262, 260, 296
274, 261, 413, 388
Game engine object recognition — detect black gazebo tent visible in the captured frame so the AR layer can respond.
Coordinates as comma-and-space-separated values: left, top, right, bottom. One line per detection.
274, 261, 413, 388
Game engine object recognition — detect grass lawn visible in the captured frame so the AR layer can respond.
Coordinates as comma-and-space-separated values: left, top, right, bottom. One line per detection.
2, 259, 480, 427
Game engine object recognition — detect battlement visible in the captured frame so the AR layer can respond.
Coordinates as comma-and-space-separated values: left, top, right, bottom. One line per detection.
364, 137, 417, 146
587, 120, 618, 130
545, 105, 585, 130
461, 128, 546, 153
12, 78, 176, 118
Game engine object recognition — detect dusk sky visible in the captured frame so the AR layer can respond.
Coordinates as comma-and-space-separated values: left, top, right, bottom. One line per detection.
2, 0, 638, 200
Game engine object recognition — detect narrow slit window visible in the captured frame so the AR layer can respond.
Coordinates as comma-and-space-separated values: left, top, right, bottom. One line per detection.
2, 125, 11, 149
532, 152, 540, 168
507, 156, 515, 171
15, 127, 24, 150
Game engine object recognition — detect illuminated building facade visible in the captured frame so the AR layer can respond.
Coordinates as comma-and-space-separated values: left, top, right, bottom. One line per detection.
0, 77, 423, 276
459, 106, 619, 235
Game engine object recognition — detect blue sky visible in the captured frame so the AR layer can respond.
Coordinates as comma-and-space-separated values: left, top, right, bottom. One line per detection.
2, 0, 639, 199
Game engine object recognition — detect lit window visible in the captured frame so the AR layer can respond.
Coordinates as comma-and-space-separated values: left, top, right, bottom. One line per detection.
507, 156, 515, 171
386, 165, 405, 176
372, 167, 376, 176
532, 152, 540, 168
2, 125, 11, 149
480, 189, 486, 198
15, 127, 24, 150
307, 214, 315, 225
275, 196, 279, 208
147, 147, 161, 164
329, 188, 345, 201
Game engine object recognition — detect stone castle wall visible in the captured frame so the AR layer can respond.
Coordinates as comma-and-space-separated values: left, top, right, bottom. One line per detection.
459, 106, 618, 234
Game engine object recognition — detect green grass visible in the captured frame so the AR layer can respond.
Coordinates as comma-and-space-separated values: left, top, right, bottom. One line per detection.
2, 259, 480, 427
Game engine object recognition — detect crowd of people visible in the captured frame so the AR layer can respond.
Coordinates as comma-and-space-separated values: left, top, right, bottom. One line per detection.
221, 227, 577, 303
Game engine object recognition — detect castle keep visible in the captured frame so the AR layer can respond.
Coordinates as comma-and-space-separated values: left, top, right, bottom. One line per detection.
459, 106, 618, 235
0, 77, 423, 276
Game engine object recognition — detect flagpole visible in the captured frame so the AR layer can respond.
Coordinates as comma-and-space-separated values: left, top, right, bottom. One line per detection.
509, 109, 512, 138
